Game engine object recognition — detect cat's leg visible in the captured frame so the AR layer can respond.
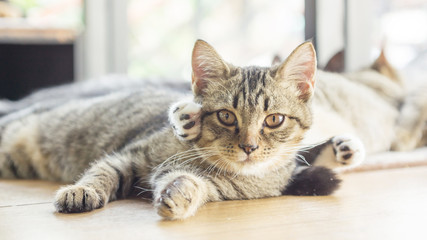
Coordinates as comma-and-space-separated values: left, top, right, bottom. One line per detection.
282, 166, 341, 196
0, 115, 47, 180
54, 154, 135, 213
299, 135, 365, 171
168, 98, 202, 141
151, 168, 220, 220
284, 135, 364, 195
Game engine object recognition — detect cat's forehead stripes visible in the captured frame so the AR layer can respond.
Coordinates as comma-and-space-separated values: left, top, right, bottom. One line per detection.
235, 67, 269, 110
264, 97, 269, 111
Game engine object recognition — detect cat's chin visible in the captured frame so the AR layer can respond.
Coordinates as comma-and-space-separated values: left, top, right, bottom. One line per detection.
237, 155, 252, 163
231, 156, 289, 176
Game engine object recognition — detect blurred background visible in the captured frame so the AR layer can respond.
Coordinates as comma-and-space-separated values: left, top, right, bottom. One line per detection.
0, 0, 426, 100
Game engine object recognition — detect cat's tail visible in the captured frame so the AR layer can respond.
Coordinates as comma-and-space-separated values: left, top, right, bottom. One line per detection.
282, 166, 341, 196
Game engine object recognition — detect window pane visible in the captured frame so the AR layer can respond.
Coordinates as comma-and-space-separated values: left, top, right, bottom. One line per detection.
375, 0, 427, 70
8, 0, 83, 29
128, 0, 305, 80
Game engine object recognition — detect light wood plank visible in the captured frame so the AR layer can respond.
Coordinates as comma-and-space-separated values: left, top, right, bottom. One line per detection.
0, 166, 426, 240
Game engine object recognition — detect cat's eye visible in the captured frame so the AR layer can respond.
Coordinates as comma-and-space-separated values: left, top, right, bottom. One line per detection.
217, 110, 236, 126
265, 114, 285, 128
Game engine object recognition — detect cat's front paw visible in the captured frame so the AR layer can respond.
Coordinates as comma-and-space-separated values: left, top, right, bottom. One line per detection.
331, 135, 365, 167
54, 185, 106, 213
154, 176, 202, 220
169, 100, 202, 141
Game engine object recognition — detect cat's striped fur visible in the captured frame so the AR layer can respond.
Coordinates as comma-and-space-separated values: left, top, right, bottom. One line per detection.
0, 40, 340, 220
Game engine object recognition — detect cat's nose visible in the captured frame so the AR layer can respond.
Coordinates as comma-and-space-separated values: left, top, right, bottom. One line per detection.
238, 144, 259, 155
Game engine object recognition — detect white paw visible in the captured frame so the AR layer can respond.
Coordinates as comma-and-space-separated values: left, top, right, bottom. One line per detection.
54, 185, 106, 213
331, 135, 365, 167
154, 176, 201, 220
169, 99, 202, 141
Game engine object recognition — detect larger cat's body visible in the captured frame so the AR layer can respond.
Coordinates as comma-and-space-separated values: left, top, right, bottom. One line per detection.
0, 88, 181, 182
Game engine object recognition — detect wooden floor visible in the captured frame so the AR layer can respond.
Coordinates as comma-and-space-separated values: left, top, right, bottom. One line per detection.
1, 166, 427, 240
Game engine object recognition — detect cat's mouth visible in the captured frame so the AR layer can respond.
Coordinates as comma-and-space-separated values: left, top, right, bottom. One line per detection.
237, 155, 256, 163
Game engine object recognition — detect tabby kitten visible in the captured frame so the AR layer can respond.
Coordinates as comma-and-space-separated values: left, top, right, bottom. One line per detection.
0, 40, 343, 220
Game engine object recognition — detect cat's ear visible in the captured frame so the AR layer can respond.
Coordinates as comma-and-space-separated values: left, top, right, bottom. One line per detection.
272, 54, 282, 66
371, 48, 401, 84
191, 40, 230, 96
276, 42, 317, 101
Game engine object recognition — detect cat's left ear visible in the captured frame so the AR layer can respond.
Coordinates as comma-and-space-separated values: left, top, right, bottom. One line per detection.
191, 40, 231, 97
276, 42, 317, 101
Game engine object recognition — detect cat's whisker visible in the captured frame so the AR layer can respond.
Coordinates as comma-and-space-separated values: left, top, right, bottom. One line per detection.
176, 148, 218, 161
230, 168, 240, 180
215, 159, 233, 178
205, 164, 215, 175
222, 160, 235, 178
154, 147, 217, 170
162, 148, 208, 164
282, 145, 307, 150
268, 151, 311, 166
133, 177, 153, 187
134, 186, 153, 192
176, 152, 217, 168
214, 161, 225, 178
207, 158, 222, 173
206, 159, 223, 176
136, 192, 154, 201
158, 147, 220, 171
214, 162, 224, 178
173, 151, 210, 163
134, 186, 154, 197
295, 153, 310, 166
297, 140, 329, 151
134, 187, 155, 201
199, 152, 216, 163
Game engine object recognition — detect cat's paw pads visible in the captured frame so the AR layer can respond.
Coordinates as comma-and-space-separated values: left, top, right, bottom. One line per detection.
155, 176, 200, 220
54, 185, 106, 213
332, 135, 365, 167
169, 100, 202, 141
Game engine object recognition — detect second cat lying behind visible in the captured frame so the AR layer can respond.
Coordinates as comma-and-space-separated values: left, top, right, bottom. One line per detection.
170, 41, 427, 172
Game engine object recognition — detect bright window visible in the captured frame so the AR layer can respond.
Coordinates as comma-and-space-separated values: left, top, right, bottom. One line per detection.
127, 0, 305, 80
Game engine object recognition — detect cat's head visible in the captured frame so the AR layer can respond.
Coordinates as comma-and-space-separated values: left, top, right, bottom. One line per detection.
191, 40, 317, 176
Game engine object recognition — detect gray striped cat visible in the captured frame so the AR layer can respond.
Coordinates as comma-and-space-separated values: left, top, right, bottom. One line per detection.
0, 40, 347, 220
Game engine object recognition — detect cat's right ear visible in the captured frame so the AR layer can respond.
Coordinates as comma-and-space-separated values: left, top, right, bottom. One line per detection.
276, 42, 317, 102
191, 40, 230, 96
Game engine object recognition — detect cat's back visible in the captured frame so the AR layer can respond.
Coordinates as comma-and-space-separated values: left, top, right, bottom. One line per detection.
1, 88, 186, 181
40, 87, 184, 156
